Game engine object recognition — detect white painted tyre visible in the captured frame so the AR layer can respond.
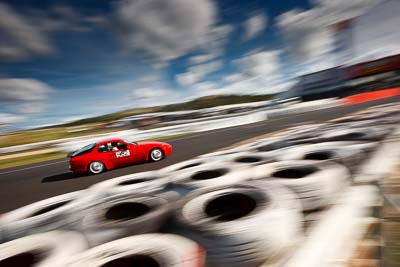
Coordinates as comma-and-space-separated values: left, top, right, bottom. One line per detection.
252, 160, 350, 211
217, 151, 276, 167
275, 124, 326, 139
65, 233, 204, 267
87, 171, 170, 200
324, 118, 398, 132
320, 126, 390, 142
170, 163, 247, 190
78, 194, 172, 246
275, 124, 327, 142
238, 138, 298, 153
161, 158, 212, 173
276, 142, 366, 172
175, 182, 302, 267
0, 231, 87, 267
199, 147, 249, 159
0, 191, 84, 241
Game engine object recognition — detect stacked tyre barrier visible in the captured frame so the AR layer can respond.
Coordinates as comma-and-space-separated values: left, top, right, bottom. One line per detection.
173, 182, 303, 267
250, 160, 350, 211
0, 191, 84, 242
0, 231, 88, 267
0, 102, 399, 267
65, 234, 205, 267
77, 193, 173, 246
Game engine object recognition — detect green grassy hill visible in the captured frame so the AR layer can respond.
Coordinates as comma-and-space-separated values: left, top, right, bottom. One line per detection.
66, 94, 275, 126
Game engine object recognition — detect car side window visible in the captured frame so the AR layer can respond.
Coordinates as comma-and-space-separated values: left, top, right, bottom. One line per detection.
117, 142, 128, 150
110, 142, 119, 151
97, 142, 128, 152
97, 144, 109, 152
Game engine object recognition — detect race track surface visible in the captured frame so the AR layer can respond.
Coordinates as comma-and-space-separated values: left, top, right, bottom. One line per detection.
0, 96, 399, 213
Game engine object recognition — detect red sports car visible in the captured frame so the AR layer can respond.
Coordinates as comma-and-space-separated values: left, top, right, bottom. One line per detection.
68, 138, 172, 174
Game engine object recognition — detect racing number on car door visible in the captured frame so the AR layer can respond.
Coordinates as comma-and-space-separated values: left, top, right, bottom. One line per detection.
116, 150, 130, 158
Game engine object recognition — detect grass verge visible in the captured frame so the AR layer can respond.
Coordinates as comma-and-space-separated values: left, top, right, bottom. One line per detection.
0, 152, 67, 170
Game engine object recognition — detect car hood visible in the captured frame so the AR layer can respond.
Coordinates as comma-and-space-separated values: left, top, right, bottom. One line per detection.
136, 141, 168, 146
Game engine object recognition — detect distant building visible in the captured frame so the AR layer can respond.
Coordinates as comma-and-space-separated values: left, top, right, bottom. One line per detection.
278, 53, 400, 101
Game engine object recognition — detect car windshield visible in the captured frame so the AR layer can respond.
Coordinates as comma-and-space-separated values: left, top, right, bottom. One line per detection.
71, 143, 96, 157
123, 139, 137, 145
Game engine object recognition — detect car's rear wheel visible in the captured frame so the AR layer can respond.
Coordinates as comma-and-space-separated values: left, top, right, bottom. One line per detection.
89, 161, 105, 174
150, 149, 164, 162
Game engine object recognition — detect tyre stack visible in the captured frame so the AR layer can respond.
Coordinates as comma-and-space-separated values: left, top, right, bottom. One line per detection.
250, 160, 350, 211
77, 191, 175, 247
65, 234, 204, 267
0, 231, 88, 267
173, 182, 303, 267
168, 162, 248, 193
0, 191, 85, 242
274, 142, 367, 173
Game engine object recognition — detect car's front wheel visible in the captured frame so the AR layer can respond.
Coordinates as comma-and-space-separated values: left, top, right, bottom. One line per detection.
88, 161, 105, 174
150, 148, 164, 162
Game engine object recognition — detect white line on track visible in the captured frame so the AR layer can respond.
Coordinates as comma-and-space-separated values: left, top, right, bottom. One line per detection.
0, 160, 68, 175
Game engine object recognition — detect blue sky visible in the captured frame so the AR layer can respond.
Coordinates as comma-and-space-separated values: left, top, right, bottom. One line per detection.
0, 0, 399, 131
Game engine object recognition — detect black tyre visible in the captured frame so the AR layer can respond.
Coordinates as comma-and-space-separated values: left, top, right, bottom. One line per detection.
88, 161, 105, 174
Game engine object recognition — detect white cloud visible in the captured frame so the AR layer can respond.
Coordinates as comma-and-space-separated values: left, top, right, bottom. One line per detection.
189, 53, 218, 65
243, 13, 268, 41
116, 0, 218, 61
276, 0, 383, 70
202, 24, 234, 56
192, 81, 219, 94
60, 115, 87, 124
0, 79, 52, 128
236, 50, 282, 79
176, 73, 198, 88
224, 73, 244, 83
0, 3, 102, 61
130, 88, 170, 100
36, 5, 95, 33
176, 60, 223, 86
350, 0, 400, 63
17, 103, 50, 114
223, 50, 288, 95
128, 87, 185, 108
0, 113, 26, 126
189, 50, 289, 97
0, 78, 53, 102
219, 78, 293, 96
0, 3, 53, 60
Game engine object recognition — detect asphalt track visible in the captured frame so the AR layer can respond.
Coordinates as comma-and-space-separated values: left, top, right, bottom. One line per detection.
0, 96, 399, 213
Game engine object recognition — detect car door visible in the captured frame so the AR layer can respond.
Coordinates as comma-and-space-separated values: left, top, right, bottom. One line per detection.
96, 143, 122, 169
107, 141, 134, 167
127, 142, 148, 163
113, 141, 150, 166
